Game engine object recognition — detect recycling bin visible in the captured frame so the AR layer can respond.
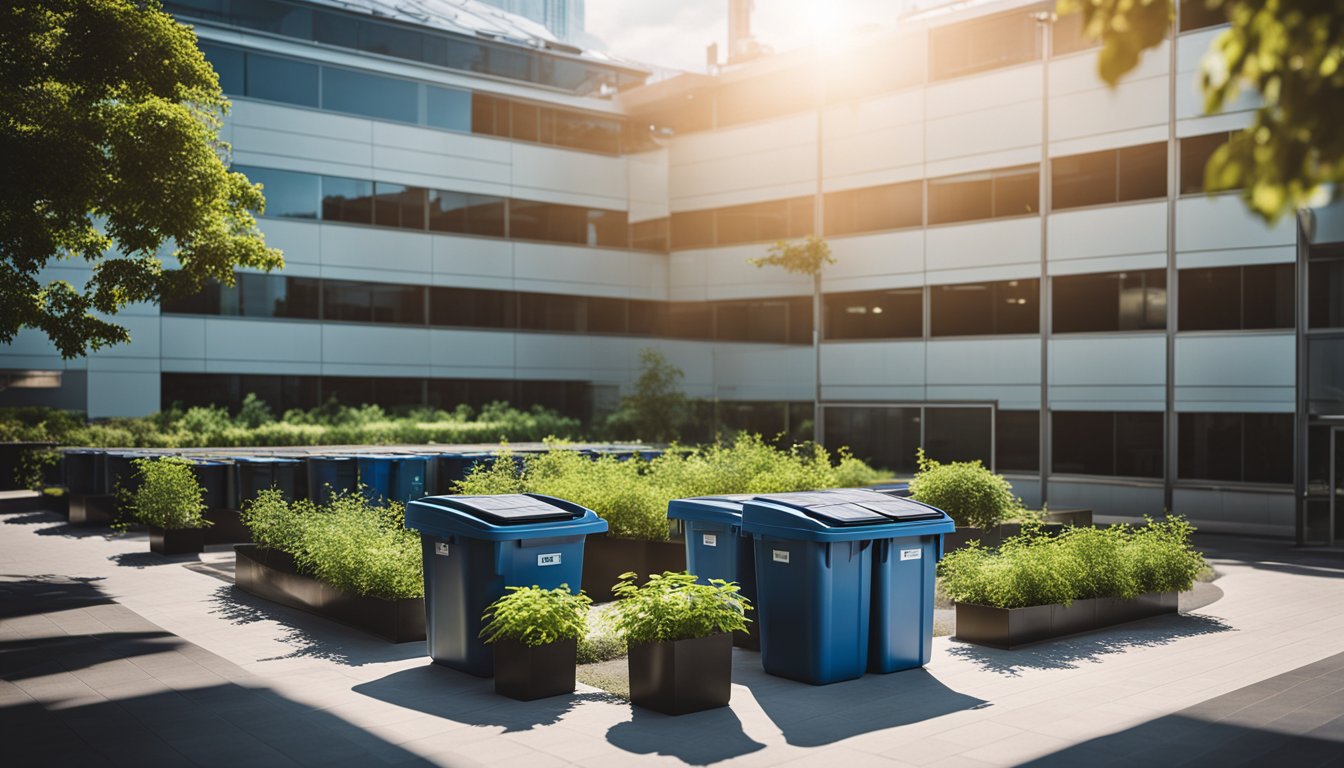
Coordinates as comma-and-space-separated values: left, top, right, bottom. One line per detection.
186, 459, 229, 510
104, 451, 150, 498
742, 489, 953, 684
405, 493, 608, 676
667, 494, 760, 650
429, 452, 493, 495
864, 495, 954, 674
357, 454, 429, 504
64, 449, 106, 495
230, 456, 303, 508
307, 455, 357, 505
867, 482, 911, 498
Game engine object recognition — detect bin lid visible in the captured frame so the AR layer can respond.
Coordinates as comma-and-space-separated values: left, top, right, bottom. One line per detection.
230, 456, 302, 464
405, 492, 609, 541
667, 494, 755, 524
743, 489, 953, 542
307, 455, 355, 462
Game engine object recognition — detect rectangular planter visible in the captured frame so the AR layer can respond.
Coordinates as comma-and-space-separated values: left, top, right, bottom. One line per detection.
581, 533, 687, 602
150, 527, 206, 556
41, 492, 69, 516
954, 591, 1179, 649
233, 544, 425, 643
68, 494, 118, 526
492, 638, 577, 701
628, 632, 732, 715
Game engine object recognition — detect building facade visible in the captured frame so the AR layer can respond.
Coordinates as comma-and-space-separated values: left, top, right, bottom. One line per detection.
3, 0, 1342, 543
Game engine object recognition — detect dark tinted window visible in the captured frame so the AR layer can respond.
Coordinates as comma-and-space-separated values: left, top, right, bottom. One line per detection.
715, 299, 791, 343
372, 183, 426, 229
715, 197, 813, 246
322, 67, 418, 123
1179, 264, 1294, 331
1309, 249, 1344, 329
508, 200, 628, 247
1052, 150, 1116, 210
425, 85, 471, 132
430, 286, 515, 329
1180, 132, 1233, 194
245, 53, 318, 107
930, 10, 1041, 81
1178, 412, 1291, 484
1179, 0, 1229, 31
631, 218, 669, 252
428, 191, 506, 238
930, 279, 1039, 336
671, 210, 715, 250
554, 112, 622, 154
162, 373, 321, 414
236, 165, 319, 219
321, 176, 374, 224
516, 292, 621, 333
323, 280, 424, 325
996, 410, 1040, 472
924, 407, 992, 465
627, 300, 667, 336
198, 42, 244, 95
1053, 411, 1163, 478
929, 165, 1038, 224
1053, 270, 1166, 333
471, 93, 509, 136
823, 406, 922, 476
667, 302, 713, 339
1117, 143, 1168, 201
825, 181, 923, 235
222, 274, 320, 319
824, 288, 922, 340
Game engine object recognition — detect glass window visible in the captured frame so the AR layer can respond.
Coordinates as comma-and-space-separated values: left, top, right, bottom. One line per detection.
996, 410, 1040, 472
929, 173, 992, 225
426, 85, 471, 132
1179, 264, 1293, 331
554, 111, 622, 154
586, 209, 629, 247
924, 407, 993, 465
667, 302, 713, 339
1310, 250, 1344, 329
824, 288, 922, 340
1117, 143, 1168, 201
1053, 411, 1163, 477
428, 191, 506, 238
714, 300, 791, 343
198, 42, 244, 95
586, 296, 628, 335
471, 93, 510, 137
1180, 132, 1232, 194
372, 183, 426, 230
322, 280, 425, 325
670, 210, 714, 250
517, 292, 585, 333
824, 406, 922, 476
228, 0, 312, 37
321, 67, 418, 124
631, 218, 669, 252
510, 101, 540, 143
430, 287, 515, 329
1050, 10, 1096, 56
244, 53, 318, 108
1308, 337, 1344, 417
716, 200, 790, 245
1116, 412, 1164, 477
1053, 270, 1166, 333
321, 176, 374, 224
993, 166, 1040, 217
1242, 263, 1296, 329
1052, 150, 1117, 210
161, 278, 221, 315
1179, 0, 1229, 32
930, 10, 1041, 81
825, 181, 923, 236
358, 19, 423, 61
627, 300, 667, 336
931, 279, 1039, 336
226, 273, 320, 319
235, 165, 319, 219
1178, 412, 1291, 484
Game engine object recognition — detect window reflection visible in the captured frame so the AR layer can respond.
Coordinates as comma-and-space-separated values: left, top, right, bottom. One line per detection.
931, 279, 1039, 336
824, 288, 922, 340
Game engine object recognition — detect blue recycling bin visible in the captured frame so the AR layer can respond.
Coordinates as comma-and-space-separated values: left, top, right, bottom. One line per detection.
186, 459, 230, 509
667, 494, 760, 650
867, 482, 912, 498
742, 489, 953, 684
358, 454, 430, 504
307, 455, 357, 505
63, 449, 106, 495
230, 456, 303, 507
429, 452, 493, 495
405, 493, 608, 676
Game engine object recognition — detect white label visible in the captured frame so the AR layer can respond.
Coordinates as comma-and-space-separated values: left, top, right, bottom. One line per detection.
537, 553, 562, 567
702, 533, 718, 547
900, 548, 922, 561
772, 549, 790, 564
434, 542, 451, 557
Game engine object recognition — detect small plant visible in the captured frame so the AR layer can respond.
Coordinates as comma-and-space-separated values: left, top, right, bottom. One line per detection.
610, 571, 750, 645
909, 449, 1022, 528
240, 488, 306, 552
122, 457, 209, 530
480, 585, 592, 647
15, 447, 60, 491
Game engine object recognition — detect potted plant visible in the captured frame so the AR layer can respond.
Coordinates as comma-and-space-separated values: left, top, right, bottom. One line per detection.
121, 457, 211, 555
610, 571, 750, 715
480, 585, 592, 700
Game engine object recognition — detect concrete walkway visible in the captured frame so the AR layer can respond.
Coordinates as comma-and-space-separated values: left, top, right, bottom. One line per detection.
2, 509, 1343, 767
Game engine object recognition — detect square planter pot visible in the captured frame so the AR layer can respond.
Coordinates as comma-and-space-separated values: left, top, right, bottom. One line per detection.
150, 526, 206, 556
492, 638, 578, 701
581, 533, 688, 602
40, 492, 69, 517
628, 632, 732, 715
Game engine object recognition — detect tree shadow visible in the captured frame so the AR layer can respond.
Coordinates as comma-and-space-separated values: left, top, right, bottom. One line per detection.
2, 510, 116, 540
605, 704, 767, 765
735, 654, 986, 747
108, 550, 196, 568
353, 662, 620, 732
0, 574, 109, 620
944, 613, 1235, 677
205, 584, 425, 667
0, 631, 183, 681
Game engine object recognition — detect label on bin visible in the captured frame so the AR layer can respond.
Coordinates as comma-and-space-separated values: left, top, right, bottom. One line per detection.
435, 542, 451, 557
537, 553, 562, 567
702, 533, 718, 547
900, 548, 922, 561
772, 549, 790, 564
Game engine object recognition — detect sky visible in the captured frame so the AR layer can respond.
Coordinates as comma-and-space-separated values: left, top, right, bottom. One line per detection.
583, 0, 901, 73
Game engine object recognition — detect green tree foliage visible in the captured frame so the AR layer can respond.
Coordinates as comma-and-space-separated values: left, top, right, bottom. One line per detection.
908, 449, 1023, 529
1059, 0, 1343, 221
1, 0, 281, 357
605, 348, 689, 442
610, 571, 750, 645
122, 456, 209, 530
748, 235, 835, 277
480, 585, 592, 647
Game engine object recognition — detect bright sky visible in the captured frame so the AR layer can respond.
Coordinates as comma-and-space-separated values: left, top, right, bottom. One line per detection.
584, 0, 900, 73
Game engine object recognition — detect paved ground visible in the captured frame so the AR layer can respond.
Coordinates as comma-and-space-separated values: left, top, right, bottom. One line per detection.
2, 508, 1343, 767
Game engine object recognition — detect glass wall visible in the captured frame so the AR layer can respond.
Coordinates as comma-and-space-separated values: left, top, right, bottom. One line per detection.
1178, 412, 1292, 484
930, 279, 1039, 336
823, 288, 923, 340
1178, 264, 1294, 331
824, 181, 923, 236
1052, 143, 1167, 210
671, 197, 814, 249
1052, 410, 1164, 478
996, 410, 1040, 472
1053, 270, 1166, 333
823, 406, 922, 476
923, 407, 993, 464
1309, 245, 1344, 329
928, 165, 1039, 224
1180, 132, 1236, 194
929, 9, 1041, 81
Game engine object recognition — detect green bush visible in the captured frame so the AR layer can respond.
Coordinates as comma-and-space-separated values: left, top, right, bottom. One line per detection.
123, 457, 209, 530
480, 585, 591, 647
239, 488, 306, 553
15, 447, 60, 491
938, 517, 1205, 609
908, 449, 1021, 528
610, 571, 751, 645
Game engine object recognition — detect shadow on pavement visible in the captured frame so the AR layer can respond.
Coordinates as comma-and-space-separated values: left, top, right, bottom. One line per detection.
0, 575, 109, 620
605, 704, 766, 765
945, 613, 1234, 677
108, 550, 196, 568
2, 511, 117, 540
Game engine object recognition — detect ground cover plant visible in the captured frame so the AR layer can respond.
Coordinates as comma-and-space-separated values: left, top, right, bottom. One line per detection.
480, 586, 591, 647
909, 449, 1023, 529
120, 457, 209, 530
609, 571, 751, 645
938, 517, 1206, 609
241, 489, 423, 600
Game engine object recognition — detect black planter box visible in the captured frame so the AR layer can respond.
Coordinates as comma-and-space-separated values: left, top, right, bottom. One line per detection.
954, 591, 1179, 649
492, 638, 577, 701
69, 494, 118, 526
943, 523, 1068, 552
41, 492, 69, 516
0, 441, 58, 492
628, 632, 732, 715
233, 544, 425, 643
582, 533, 687, 602
150, 526, 206, 556
204, 507, 252, 545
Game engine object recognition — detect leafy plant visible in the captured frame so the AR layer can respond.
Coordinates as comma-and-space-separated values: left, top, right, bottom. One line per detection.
122, 457, 209, 530
605, 348, 689, 442
610, 571, 750, 645
15, 447, 60, 491
239, 488, 306, 552
480, 585, 592, 647
909, 449, 1021, 528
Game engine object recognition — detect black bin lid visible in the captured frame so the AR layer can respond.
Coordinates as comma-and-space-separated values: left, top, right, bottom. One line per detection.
454, 494, 578, 525
763, 489, 943, 526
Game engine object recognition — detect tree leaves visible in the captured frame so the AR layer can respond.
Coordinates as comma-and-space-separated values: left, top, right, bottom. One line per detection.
748, 235, 834, 278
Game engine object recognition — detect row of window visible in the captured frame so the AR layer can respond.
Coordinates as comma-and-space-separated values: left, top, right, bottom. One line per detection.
238, 165, 632, 248
167, 0, 643, 95
200, 42, 634, 155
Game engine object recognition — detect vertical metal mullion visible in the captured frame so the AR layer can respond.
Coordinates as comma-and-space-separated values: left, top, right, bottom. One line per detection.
1163, 8, 1180, 512
1037, 13, 1053, 506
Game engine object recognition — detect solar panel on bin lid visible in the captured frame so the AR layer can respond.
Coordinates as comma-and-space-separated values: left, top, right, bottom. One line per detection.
758, 490, 889, 526
456, 494, 575, 524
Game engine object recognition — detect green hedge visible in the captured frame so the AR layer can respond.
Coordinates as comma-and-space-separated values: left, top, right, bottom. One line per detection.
909, 449, 1021, 529
938, 517, 1206, 609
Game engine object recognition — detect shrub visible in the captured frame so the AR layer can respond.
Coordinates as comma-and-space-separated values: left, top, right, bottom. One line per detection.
15, 447, 60, 491
610, 571, 750, 645
480, 585, 592, 647
123, 457, 209, 530
909, 449, 1021, 528
240, 489, 306, 553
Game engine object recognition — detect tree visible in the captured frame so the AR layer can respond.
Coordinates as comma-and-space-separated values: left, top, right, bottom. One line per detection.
606, 348, 688, 442
1059, 0, 1343, 222
1, 0, 281, 359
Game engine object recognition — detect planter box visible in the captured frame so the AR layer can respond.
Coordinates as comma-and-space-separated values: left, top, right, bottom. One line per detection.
150, 526, 206, 556
954, 591, 1179, 649
204, 507, 252, 545
492, 638, 577, 701
68, 494, 118, 526
943, 523, 1067, 552
1043, 508, 1093, 527
233, 544, 425, 643
0, 441, 58, 492
41, 492, 69, 516
628, 633, 732, 715
581, 533, 687, 602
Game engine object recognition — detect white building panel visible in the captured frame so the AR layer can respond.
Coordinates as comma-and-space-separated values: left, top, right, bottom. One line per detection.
1052, 480, 1165, 522
820, 341, 927, 389
1174, 333, 1295, 392
1173, 488, 1294, 536
925, 65, 1042, 119
321, 325, 430, 367
712, 346, 814, 401
627, 149, 671, 222
509, 143, 629, 208
1176, 195, 1295, 253
1051, 335, 1166, 386
926, 99, 1042, 163
160, 317, 206, 361
428, 329, 516, 371
431, 235, 514, 287
927, 338, 1040, 386
204, 319, 322, 364
232, 125, 374, 172
926, 217, 1041, 273
318, 224, 433, 276
824, 230, 926, 291
87, 372, 159, 418
255, 219, 321, 268
1050, 62, 1169, 142
668, 115, 816, 208
1049, 201, 1167, 264
823, 121, 925, 192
